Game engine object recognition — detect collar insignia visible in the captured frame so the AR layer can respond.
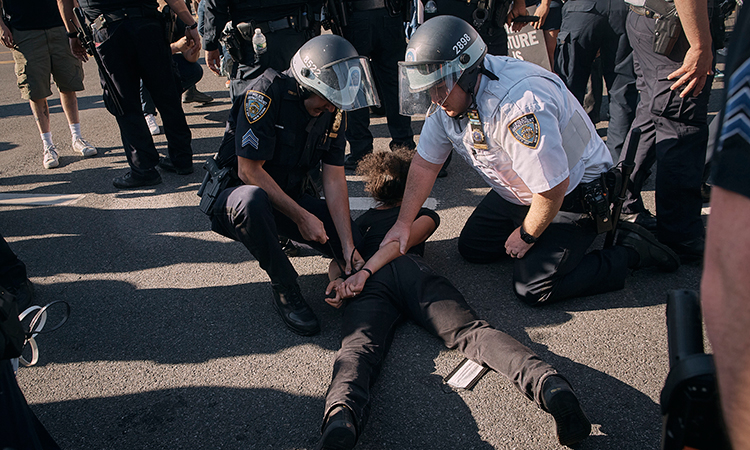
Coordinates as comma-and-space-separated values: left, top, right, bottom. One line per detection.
508, 113, 540, 148
245, 90, 272, 124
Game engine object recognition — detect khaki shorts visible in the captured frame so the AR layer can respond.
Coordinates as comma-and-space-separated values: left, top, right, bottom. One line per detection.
12, 26, 84, 100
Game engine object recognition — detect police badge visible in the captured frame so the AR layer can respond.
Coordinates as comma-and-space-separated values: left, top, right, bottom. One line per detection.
508, 113, 540, 148
244, 90, 272, 124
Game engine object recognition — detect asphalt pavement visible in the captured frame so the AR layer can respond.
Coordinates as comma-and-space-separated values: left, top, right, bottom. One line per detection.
0, 43, 720, 450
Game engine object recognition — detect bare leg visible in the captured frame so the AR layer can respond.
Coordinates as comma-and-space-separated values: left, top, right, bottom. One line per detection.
544, 29, 559, 70
59, 91, 80, 125
28, 98, 51, 134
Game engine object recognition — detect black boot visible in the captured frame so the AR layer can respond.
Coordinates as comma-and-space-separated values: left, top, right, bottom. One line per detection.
316, 405, 358, 450
541, 376, 591, 446
271, 283, 320, 336
617, 222, 680, 272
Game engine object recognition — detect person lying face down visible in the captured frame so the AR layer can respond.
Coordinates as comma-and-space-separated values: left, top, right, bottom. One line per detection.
315, 147, 592, 450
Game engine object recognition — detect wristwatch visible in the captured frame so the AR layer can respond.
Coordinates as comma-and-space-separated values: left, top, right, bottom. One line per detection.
519, 225, 537, 244
186, 22, 198, 30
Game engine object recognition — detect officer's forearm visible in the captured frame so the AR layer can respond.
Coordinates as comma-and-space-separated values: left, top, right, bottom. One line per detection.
163, 0, 198, 28
523, 178, 568, 238
674, 0, 712, 51
397, 153, 439, 227
322, 164, 355, 254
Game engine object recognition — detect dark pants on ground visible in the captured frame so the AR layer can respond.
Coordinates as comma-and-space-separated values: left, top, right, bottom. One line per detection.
0, 359, 61, 449
0, 233, 26, 289
555, 0, 637, 158
141, 54, 204, 116
342, 9, 414, 160
620, 12, 711, 245
94, 17, 193, 175
229, 26, 318, 102
210, 185, 359, 288
323, 254, 557, 433
458, 190, 629, 304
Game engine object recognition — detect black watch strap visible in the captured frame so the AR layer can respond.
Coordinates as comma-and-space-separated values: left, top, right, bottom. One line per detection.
186, 22, 198, 30
520, 225, 537, 244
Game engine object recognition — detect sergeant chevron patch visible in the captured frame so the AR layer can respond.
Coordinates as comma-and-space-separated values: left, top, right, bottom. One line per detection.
508, 113, 540, 148
719, 57, 750, 148
245, 90, 271, 124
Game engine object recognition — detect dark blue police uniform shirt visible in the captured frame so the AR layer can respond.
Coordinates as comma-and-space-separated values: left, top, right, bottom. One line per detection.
225, 68, 346, 198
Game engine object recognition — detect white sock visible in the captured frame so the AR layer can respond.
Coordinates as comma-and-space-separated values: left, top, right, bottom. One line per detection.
69, 123, 82, 141
41, 132, 54, 149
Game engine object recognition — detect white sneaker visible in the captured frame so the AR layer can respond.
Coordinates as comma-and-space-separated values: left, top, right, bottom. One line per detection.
72, 137, 97, 157
43, 145, 59, 169
145, 114, 161, 135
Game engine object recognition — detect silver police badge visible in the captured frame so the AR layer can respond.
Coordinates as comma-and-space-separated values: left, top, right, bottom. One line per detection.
244, 90, 272, 124
508, 113, 540, 148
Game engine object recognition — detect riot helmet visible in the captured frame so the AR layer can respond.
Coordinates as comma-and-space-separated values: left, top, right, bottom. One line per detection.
291, 34, 380, 111
399, 16, 487, 116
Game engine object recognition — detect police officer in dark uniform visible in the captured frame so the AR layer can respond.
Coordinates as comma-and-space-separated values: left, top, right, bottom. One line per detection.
58, 0, 197, 189
620, 0, 715, 260
555, 0, 638, 158
202, 0, 322, 102
207, 35, 381, 336
339, 0, 415, 170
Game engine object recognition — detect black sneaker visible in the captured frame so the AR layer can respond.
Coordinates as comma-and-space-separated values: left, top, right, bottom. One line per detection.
112, 170, 162, 189
3, 278, 34, 310
542, 376, 591, 447
316, 405, 358, 450
620, 210, 657, 233
158, 156, 194, 175
665, 236, 705, 264
182, 85, 214, 104
617, 222, 680, 272
271, 283, 320, 336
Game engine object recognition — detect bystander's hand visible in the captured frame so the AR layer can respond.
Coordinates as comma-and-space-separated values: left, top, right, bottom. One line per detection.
533, 1, 550, 30
68, 36, 88, 62
506, 0, 528, 32
0, 21, 14, 48
205, 49, 221, 75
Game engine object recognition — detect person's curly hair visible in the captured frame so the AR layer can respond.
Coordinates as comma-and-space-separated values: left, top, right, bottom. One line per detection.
355, 146, 415, 207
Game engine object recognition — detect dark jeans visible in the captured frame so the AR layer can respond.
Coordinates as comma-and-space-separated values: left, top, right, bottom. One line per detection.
342, 9, 414, 159
210, 185, 360, 287
620, 12, 711, 244
555, 0, 637, 158
323, 254, 557, 433
0, 233, 26, 289
141, 54, 204, 116
458, 190, 629, 304
94, 17, 193, 175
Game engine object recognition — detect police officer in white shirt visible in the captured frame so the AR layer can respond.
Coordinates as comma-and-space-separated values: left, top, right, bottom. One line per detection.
385, 15, 680, 305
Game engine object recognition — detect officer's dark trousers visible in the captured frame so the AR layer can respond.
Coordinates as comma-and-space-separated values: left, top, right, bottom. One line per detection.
141, 54, 204, 116
0, 233, 26, 290
323, 254, 557, 434
458, 190, 629, 304
555, 0, 637, 158
620, 12, 711, 245
342, 9, 414, 159
94, 18, 193, 176
210, 185, 356, 288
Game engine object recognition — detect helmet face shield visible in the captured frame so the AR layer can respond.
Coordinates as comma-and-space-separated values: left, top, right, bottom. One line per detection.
398, 35, 487, 116
292, 54, 381, 111
398, 60, 463, 116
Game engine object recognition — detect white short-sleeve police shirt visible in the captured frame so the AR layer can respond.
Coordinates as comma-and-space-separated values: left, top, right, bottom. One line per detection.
418, 55, 612, 206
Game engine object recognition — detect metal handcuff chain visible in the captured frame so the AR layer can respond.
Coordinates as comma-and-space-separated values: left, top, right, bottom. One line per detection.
16, 301, 71, 367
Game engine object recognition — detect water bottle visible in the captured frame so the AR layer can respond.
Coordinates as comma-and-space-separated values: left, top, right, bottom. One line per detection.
252, 28, 267, 55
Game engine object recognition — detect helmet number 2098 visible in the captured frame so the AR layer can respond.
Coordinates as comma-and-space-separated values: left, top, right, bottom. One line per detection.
453, 34, 472, 54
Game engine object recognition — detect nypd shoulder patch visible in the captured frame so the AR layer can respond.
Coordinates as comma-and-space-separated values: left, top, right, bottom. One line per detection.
508, 113, 540, 148
245, 90, 272, 124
